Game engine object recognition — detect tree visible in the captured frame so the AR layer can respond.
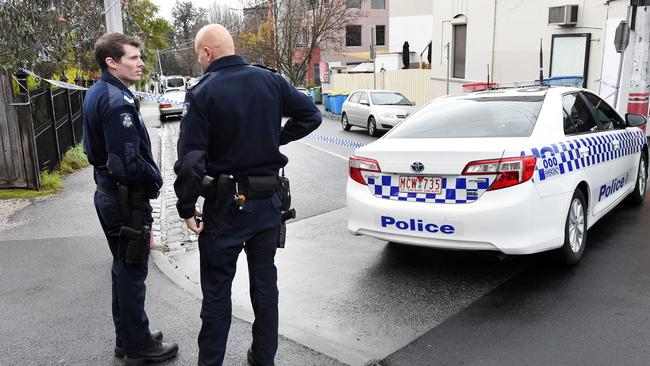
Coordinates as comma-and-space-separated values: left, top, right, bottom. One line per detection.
170, 0, 208, 76
0, 0, 171, 83
239, 0, 359, 85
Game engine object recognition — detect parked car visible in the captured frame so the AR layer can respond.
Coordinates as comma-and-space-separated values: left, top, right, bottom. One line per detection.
346, 86, 648, 265
341, 90, 417, 136
160, 75, 186, 93
159, 90, 186, 122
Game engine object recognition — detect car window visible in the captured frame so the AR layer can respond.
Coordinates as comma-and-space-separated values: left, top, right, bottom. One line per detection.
349, 92, 361, 103
582, 92, 626, 130
385, 96, 543, 138
563, 109, 578, 135
562, 94, 599, 134
166, 78, 185, 88
370, 92, 411, 106
359, 93, 369, 105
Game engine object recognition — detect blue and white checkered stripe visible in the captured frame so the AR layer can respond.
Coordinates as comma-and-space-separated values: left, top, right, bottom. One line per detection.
133, 91, 184, 106
365, 175, 492, 204
524, 130, 646, 181
306, 134, 366, 148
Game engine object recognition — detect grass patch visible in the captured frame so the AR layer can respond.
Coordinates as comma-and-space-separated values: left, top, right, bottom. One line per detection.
0, 143, 89, 200
58, 143, 89, 175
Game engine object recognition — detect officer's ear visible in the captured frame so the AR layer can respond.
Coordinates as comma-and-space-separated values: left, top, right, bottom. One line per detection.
203, 47, 213, 62
105, 56, 119, 70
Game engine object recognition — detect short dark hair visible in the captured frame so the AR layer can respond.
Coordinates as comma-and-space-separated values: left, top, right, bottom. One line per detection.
94, 33, 142, 70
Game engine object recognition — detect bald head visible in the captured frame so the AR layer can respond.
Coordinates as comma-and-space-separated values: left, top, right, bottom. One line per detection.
194, 24, 235, 71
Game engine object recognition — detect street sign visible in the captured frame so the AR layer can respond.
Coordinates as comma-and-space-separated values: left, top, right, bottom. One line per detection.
614, 20, 630, 53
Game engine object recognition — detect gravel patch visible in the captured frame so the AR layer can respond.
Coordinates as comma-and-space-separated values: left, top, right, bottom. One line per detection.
0, 199, 31, 233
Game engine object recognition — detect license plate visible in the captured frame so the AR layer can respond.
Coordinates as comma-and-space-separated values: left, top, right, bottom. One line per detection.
399, 176, 442, 194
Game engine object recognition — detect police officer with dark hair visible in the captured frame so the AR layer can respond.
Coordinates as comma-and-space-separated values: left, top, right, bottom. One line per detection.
83, 32, 178, 366
174, 24, 321, 366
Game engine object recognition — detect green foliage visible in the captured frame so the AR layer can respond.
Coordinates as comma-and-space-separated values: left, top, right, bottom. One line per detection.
39, 170, 63, 191
57, 144, 89, 175
0, 0, 172, 79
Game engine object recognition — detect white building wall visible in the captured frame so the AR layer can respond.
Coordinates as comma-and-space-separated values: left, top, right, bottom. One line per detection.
389, 15, 433, 58
430, 0, 630, 100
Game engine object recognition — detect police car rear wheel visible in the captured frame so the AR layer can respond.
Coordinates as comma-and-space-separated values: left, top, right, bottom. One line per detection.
341, 114, 351, 131
627, 154, 647, 205
368, 117, 379, 137
159, 114, 166, 122
557, 189, 587, 265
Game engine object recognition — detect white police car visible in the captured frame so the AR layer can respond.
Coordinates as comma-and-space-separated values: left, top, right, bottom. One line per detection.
346, 87, 648, 264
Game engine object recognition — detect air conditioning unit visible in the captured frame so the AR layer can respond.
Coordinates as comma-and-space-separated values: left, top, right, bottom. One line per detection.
548, 5, 578, 26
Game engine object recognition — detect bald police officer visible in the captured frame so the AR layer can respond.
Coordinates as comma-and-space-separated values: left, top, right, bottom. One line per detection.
83, 33, 178, 365
174, 24, 321, 366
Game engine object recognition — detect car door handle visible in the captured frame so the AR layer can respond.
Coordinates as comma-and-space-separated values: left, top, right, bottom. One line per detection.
611, 140, 620, 149
579, 147, 590, 157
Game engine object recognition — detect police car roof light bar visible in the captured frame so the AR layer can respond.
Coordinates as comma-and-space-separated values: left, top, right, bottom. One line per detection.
462, 156, 536, 191
349, 156, 381, 185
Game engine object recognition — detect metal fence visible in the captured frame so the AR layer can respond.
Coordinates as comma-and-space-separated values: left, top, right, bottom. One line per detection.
0, 69, 91, 190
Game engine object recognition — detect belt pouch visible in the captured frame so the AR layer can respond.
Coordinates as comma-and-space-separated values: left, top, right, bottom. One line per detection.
246, 176, 278, 199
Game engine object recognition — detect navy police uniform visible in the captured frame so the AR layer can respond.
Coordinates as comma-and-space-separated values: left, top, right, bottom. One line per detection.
83, 70, 162, 356
174, 55, 321, 366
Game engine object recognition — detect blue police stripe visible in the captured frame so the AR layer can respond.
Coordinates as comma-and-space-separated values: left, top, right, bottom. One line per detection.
525, 130, 646, 182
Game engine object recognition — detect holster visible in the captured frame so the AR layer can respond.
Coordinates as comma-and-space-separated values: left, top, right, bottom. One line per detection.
117, 185, 150, 263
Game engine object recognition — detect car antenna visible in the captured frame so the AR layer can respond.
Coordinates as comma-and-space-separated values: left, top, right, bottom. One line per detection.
538, 38, 544, 86
487, 64, 490, 89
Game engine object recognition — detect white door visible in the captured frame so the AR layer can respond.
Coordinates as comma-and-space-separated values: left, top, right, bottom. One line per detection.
358, 92, 371, 127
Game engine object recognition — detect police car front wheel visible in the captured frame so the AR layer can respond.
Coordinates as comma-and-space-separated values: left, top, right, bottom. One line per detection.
627, 154, 647, 205
556, 189, 587, 265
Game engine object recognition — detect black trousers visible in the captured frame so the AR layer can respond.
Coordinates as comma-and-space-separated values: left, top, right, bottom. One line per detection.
94, 190, 153, 356
197, 194, 282, 366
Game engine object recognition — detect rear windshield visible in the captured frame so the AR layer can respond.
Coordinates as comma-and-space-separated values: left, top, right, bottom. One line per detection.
386, 96, 544, 138
370, 92, 411, 106
166, 78, 185, 87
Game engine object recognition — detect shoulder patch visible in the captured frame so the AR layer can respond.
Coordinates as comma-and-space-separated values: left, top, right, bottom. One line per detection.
252, 64, 277, 73
182, 102, 190, 117
121, 113, 134, 128
123, 94, 134, 104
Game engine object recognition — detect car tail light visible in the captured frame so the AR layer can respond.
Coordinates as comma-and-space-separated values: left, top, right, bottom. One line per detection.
462, 156, 537, 190
159, 103, 172, 109
349, 156, 381, 185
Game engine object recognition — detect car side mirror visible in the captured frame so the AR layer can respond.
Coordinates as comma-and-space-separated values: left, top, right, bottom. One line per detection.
626, 113, 647, 128
411, 102, 416, 106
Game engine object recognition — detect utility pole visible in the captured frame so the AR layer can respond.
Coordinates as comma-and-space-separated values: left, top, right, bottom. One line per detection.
104, 0, 123, 33
627, 5, 650, 118
370, 26, 376, 89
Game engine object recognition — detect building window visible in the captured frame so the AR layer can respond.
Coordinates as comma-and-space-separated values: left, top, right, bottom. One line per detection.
346, 25, 362, 47
346, 0, 361, 8
375, 25, 385, 46
453, 24, 466, 79
371, 0, 385, 9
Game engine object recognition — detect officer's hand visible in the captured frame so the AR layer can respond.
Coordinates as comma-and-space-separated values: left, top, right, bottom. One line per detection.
185, 209, 204, 234
185, 217, 203, 234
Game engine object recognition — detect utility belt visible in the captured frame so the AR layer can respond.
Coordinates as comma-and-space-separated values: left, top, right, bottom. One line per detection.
97, 184, 153, 263
201, 171, 296, 248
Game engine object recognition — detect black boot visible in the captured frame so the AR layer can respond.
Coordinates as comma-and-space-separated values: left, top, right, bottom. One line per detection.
124, 339, 178, 365
114, 330, 163, 358
247, 348, 275, 366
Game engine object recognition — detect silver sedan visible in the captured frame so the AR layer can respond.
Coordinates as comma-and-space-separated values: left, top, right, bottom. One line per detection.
341, 90, 416, 136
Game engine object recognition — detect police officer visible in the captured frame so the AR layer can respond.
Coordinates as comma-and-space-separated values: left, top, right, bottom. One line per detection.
83, 33, 178, 366
174, 24, 322, 366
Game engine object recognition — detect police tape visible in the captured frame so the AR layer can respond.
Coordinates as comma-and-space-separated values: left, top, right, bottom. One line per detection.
18, 68, 185, 106
305, 134, 366, 149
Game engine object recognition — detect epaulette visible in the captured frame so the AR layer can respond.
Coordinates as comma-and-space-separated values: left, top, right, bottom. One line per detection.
186, 75, 204, 91
252, 64, 277, 73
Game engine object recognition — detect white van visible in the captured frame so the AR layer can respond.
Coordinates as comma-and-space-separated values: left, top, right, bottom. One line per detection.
161, 75, 186, 93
